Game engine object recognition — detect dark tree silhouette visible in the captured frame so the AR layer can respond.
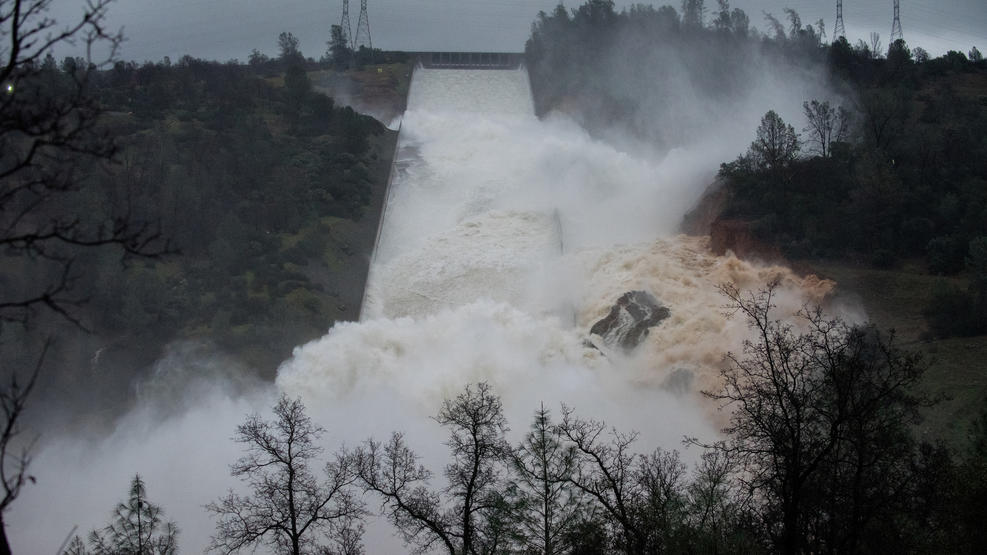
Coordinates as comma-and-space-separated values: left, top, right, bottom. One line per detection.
66, 474, 178, 555
507, 404, 583, 554
749, 110, 800, 172
1, 0, 167, 326
0, 341, 46, 555
802, 99, 852, 158
0, 1, 167, 552
355, 382, 511, 555
700, 280, 929, 554
557, 406, 647, 553
208, 395, 365, 555
278, 31, 303, 65
327, 24, 351, 69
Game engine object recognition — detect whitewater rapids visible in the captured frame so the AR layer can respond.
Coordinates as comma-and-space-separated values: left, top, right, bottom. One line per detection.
278, 67, 832, 411
10, 66, 835, 554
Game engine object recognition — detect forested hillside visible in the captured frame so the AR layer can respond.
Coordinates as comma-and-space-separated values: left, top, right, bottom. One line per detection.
6, 53, 398, 428
525, 0, 987, 439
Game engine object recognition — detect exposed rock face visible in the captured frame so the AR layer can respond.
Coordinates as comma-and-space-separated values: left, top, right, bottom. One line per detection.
681, 178, 786, 264
680, 177, 729, 235
590, 291, 670, 352
708, 218, 785, 262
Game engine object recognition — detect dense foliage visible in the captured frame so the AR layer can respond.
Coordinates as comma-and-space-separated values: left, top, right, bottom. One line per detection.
5, 52, 393, 428
720, 44, 987, 267
525, 1, 987, 338
720, 48, 987, 337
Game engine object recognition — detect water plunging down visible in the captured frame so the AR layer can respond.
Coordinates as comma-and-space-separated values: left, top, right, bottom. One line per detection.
9, 64, 838, 555
278, 66, 833, 415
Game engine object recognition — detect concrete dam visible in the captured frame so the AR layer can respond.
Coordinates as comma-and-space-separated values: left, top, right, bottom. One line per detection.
9, 54, 842, 555
360, 57, 567, 321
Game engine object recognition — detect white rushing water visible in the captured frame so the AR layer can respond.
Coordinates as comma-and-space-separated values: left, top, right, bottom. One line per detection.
11, 66, 836, 554
281, 66, 833, 405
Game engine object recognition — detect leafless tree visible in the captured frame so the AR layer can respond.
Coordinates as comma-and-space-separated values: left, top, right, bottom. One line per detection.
698, 280, 928, 555
1, 0, 167, 326
355, 382, 511, 555
0, 340, 45, 555
684, 449, 753, 553
207, 395, 365, 555
869, 32, 883, 59
635, 447, 691, 552
1, 1, 170, 550
857, 88, 910, 151
802, 100, 852, 158
354, 432, 457, 553
557, 406, 646, 553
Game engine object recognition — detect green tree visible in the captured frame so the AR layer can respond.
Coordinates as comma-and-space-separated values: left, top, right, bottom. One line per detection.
749, 110, 800, 171
508, 404, 583, 554
76, 475, 179, 554
284, 64, 312, 111
967, 236, 987, 330
327, 24, 352, 69
248, 48, 269, 67
680, 0, 705, 29
956, 399, 987, 552
278, 31, 303, 65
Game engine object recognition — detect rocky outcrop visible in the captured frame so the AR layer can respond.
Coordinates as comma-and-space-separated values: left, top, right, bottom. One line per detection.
590, 291, 670, 352
681, 178, 786, 264
680, 177, 729, 235
708, 218, 785, 263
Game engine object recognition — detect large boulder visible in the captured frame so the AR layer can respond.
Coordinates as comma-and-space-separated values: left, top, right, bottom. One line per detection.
590, 291, 670, 352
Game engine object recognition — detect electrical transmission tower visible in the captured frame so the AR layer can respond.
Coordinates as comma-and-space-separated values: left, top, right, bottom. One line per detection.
891, 0, 903, 43
354, 0, 372, 51
339, 0, 352, 49
834, 0, 845, 39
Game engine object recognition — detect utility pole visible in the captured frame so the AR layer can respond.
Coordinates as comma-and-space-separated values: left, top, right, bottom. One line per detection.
354, 0, 372, 51
834, 0, 845, 39
339, 0, 352, 49
891, 0, 903, 43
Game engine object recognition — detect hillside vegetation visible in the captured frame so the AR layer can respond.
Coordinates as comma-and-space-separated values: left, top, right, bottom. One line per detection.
525, 0, 987, 439
9, 53, 398, 428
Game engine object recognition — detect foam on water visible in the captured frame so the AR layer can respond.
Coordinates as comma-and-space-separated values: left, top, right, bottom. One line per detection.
11, 66, 835, 554
281, 66, 832, 417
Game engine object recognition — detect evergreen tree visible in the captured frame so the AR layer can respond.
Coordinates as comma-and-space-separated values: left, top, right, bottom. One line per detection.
69, 475, 179, 555
508, 404, 583, 554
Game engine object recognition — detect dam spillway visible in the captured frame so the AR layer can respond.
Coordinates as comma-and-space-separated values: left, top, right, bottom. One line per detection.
361, 65, 562, 320
277, 57, 833, 467
8, 55, 843, 555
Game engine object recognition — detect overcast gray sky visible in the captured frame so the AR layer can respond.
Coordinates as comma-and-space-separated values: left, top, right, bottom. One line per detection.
50, 1, 986, 63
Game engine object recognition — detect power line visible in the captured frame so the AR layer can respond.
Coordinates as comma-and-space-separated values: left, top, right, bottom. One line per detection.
339, 0, 352, 49
354, 0, 372, 50
891, 0, 904, 42
834, 0, 845, 39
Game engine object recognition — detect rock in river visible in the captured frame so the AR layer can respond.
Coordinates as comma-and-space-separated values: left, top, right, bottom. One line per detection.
589, 291, 670, 352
